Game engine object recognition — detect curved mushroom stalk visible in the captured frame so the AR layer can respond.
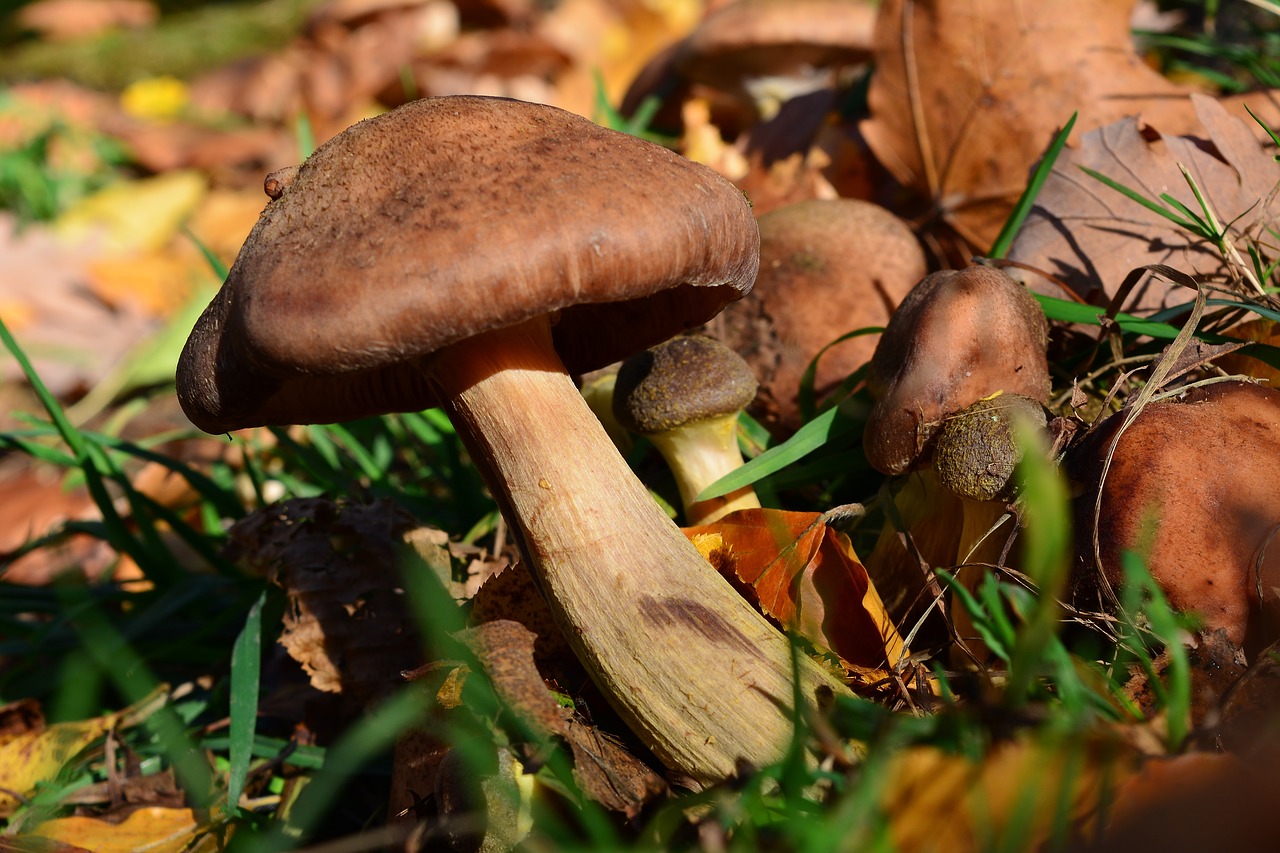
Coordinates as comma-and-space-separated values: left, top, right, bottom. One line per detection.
426, 316, 848, 785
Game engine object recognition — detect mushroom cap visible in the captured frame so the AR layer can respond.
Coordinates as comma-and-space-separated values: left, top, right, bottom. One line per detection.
706, 198, 926, 435
863, 266, 1050, 475
1066, 381, 1280, 652
932, 393, 1049, 502
675, 0, 876, 94
177, 95, 760, 434
612, 335, 758, 434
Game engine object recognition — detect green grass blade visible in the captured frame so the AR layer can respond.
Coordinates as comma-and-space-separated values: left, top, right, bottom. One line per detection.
796, 327, 880, 423
989, 112, 1077, 259
696, 406, 858, 500
1078, 166, 1203, 234
227, 589, 266, 814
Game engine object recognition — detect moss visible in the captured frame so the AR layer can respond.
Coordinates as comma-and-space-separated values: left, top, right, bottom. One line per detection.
932, 393, 1048, 502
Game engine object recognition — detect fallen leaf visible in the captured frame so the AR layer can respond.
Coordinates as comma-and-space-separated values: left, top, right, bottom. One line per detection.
1008, 94, 1280, 310
455, 620, 667, 817
861, 0, 1217, 250
879, 730, 1140, 852
0, 690, 165, 816
684, 507, 906, 672
224, 497, 428, 703
29, 807, 211, 853
0, 213, 160, 398
53, 171, 206, 255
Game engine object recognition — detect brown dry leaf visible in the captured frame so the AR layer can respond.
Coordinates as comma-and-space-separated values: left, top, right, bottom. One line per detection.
862, 0, 1215, 250
455, 620, 667, 817
14, 0, 156, 41
683, 508, 905, 672
29, 807, 211, 853
0, 463, 117, 585
0, 214, 159, 397
1008, 94, 1280, 310
224, 497, 429, 704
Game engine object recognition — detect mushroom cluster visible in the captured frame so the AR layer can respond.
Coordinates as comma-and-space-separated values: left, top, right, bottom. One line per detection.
176, 94, 849, 785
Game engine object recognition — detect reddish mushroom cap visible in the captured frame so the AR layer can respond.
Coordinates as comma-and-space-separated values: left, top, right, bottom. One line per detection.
177, 95, 760, 434
1067, 380, 1280, 653
863, 266, 1050, 475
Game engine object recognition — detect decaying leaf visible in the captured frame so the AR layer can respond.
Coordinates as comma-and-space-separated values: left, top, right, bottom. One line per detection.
879, 731, 1141, 852
861, 0, 1260, 250
1009, 94, 1280, 310
0, 690, 165, 817
684, 507, 906, 672
28, 806, 216, 853
455, 620, 667, 817
224, 497, 430, 703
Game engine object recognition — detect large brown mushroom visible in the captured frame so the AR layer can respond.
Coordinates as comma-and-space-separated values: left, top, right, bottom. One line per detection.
177, 95, 848, 784
1067, 380, 1280, 656
707, 198, 927, 435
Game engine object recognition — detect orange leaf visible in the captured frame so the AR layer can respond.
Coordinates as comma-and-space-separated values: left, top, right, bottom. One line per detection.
685, 508, 905, 671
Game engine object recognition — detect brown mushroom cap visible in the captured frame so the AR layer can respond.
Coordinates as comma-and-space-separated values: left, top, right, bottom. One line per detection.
863, 266, 1050, 476
178, 95, 759, 434
613, 335, 757, 435
1067, 380, 1280, 653
706, 198, 926, 435
675, 0, 876, 96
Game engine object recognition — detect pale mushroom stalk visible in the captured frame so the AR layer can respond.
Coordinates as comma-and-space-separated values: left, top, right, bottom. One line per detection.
426, 316, 844, 783
613, 336, 762, 525
647, 414, 759, 525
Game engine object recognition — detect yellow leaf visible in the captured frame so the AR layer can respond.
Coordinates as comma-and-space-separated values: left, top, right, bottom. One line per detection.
121, 77, 190, 122
31, 807, 206, 853
0, 689, 168, 816
0, 716, 114, 816
54, 171, 206, 255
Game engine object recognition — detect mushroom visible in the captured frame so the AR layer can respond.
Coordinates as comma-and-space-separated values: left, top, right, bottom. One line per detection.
1067, 380, 1280, 656
863, 266, 1051, 476
706, 198, 927, 435
675, 0, 877, 121
860, 266, 1051, 651
612, 335, 762, 525
176, 95, 849, 784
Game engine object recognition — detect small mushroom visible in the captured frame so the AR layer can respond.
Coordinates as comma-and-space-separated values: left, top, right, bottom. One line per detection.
707, 198, 927, 435
1067, 380, 1280, 656
613, 335, 762, 525
861, 267, 1050, 652
177, 95, 848, 784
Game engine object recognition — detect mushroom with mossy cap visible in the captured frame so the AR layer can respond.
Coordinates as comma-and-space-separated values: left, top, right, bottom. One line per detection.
613, 335, 762, 526
863, 266, 1051, 476
860, 266, 1051, 652
176, 95, 849, 785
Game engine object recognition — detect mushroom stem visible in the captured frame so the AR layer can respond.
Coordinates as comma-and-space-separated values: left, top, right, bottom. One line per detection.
649, 413, 761, 525
424, 315, 848, 784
